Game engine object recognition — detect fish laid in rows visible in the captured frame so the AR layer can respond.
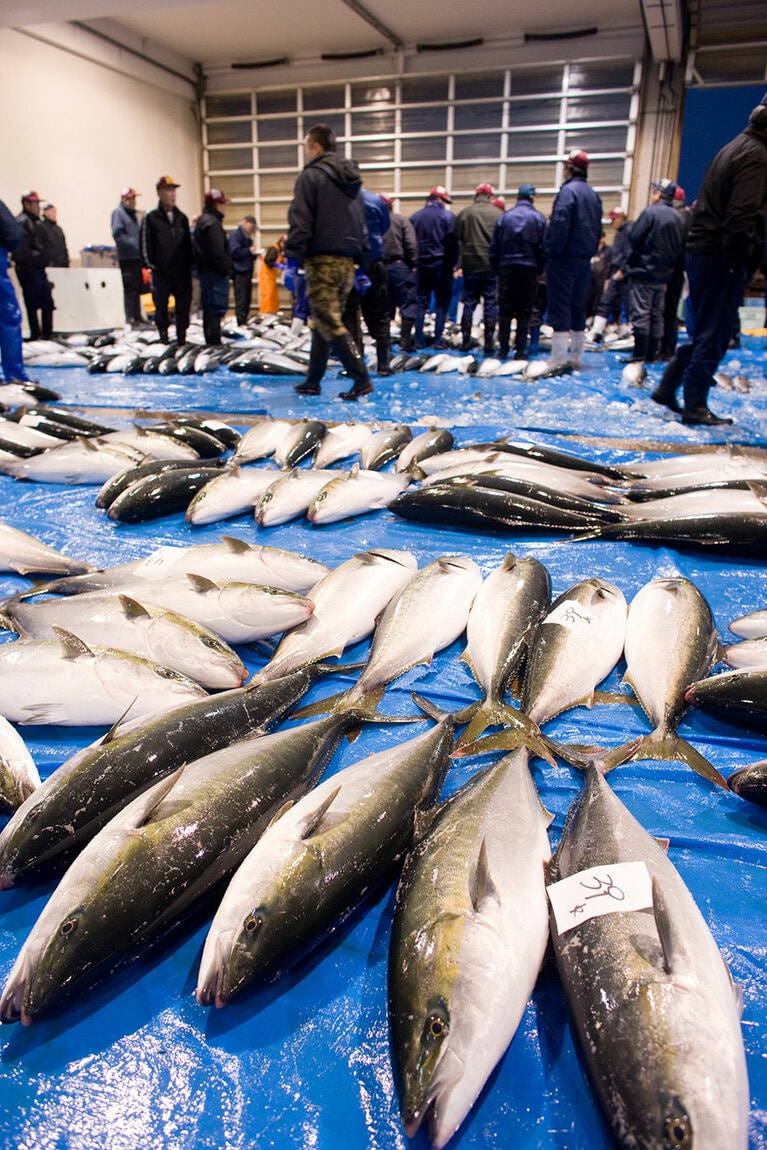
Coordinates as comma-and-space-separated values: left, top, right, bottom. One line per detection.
41, 537, 329, 596
106, 464, 229, 523
307, 466, 411, 525
389, 747, 552, 1149
253, 549, 417, 685
621, 577, 726, 786
185, 464, 281, 526
198, 718, 453, 1005
0, 714, 40, 811
0, 437, 149, 484
312, 421, 373, 469
230, 419, 294, 465
0, 593, 247, 690
546, 760, 749, 1149
724, 636, 767, 670
360, 424, 413, 471
417, 451, 625, 503
255, 468, 342, 527
96, 458, 228, 510
0, 665, 330, 886
395, 428, 455, 474
0, 628, 207, 726
0, 704, 389, 1023
0, 522, 94, 576
614, 445, 767, 481
274, 419, 327, 468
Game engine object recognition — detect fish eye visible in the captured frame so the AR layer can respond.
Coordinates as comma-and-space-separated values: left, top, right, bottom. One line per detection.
314, 490, 327, 504
244, 912, 262, 935
663, 1111, 692, 1148
423, 1007, 449, 1046
60, 917, 78, 938
201, 634, 226, 652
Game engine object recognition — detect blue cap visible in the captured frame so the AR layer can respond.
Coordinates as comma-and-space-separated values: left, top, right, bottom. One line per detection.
652, 178, 677, 200
518, 183, 536, 200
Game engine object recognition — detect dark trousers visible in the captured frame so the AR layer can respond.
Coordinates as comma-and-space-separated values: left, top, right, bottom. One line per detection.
497, 265, 538, 356
415, 261, 453, 345
386, 260, 418, 321
233, 272, 253, 326
596, 275, 632, 323
152, 270, 192, 343
359, 261, 390, 341
681, 252, 748, 411
0, 254, 27, 381
461, 270, 498, 323
18, 267, 53, 340
545, 256, 591, 331
661, 266, 684, 356
119, 259, 144, 326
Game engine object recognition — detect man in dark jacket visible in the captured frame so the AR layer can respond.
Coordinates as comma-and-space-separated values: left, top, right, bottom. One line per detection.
111, 188, 144, 328
382, 197, 419, 351
652, 93, 767, 425
348, 188, 391, 374
410, 186, 457, 350
454, 183, 501, 353
285, 122, 372, 400
624, 179, 685, 364
0, 200, 31, 383
13, 190, 54, 341
141, 175, 193, 345
193, 188, 232, 345
659, 186, 692, 360
41, 205, 69, 268
543, 150, 603, 370
229, 215, 257, 325
587, 207, 632, 342
489, 183, 546, 359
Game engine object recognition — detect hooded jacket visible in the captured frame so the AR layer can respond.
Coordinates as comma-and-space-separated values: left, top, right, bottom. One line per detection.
686, 121, 767, 269
286, 152, 369, 264
194, 206, 232, 277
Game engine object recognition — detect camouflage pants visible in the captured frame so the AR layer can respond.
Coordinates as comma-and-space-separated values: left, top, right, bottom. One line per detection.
305, 255, 355, 340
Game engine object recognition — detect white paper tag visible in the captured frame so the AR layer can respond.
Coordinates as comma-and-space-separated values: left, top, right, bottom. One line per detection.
131, 546, 183, 579
543, 599, 597, 631
547, 860, 653, 935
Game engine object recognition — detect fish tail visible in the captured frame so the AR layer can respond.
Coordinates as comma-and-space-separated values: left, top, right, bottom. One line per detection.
412, 691, 482, 727
453, 703, 556, 766
548, 736, 643, 773
630, 730, 728, 789
290, 688, 353, 718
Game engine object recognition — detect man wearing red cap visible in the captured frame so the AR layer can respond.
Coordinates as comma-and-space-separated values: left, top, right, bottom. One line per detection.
141, 176, 193, 344
111, 188, 144, 328
410, 186, 457, 349
193, 188, 232, 345
454, 183, 502, 353
542, 150, 602, 371
13, 191, 53, 341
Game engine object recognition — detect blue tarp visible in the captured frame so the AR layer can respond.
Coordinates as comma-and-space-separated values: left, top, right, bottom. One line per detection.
1, 339, 767, 1150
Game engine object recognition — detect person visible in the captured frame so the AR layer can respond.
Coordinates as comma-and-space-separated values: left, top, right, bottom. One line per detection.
543, 149, 603, 370
111, 187, 144, 328
489, 183, 546, 359
381, 194, 419, 352
623, 178, 685, 364
258, 233, 285, 317
228, 215, 257, 325
453, 183, 501, 353
354, 189, 391, 374
585, 233, 611, 322
659, 185, 691, 360
587, 207, 632, 342
0, 200, 31, 383
13, 190, 54, 341
652, 93, 767, 426
141, 175, 193, 345
284, 122, 372, 400
193, 188, 233, 346
41, 204, 69, 268
410, 186, 457, 350
491, 196, 506, 212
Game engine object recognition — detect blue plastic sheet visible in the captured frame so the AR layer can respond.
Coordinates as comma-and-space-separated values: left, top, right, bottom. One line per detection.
2, 339, 767, 1150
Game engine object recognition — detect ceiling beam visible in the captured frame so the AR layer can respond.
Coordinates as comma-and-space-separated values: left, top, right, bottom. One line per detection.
335, 0, 404, 49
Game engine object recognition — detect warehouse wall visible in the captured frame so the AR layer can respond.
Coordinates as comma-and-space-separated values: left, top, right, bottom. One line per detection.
0, 26, 202, 262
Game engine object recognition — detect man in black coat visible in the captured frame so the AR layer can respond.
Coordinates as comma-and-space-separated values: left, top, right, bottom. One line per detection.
624, 178, 685, 364
13, 190, 54, 341
652, 93, 767, 425
193, 188, 232, 345
41, 205, 69, 268
141, 176, 193, 344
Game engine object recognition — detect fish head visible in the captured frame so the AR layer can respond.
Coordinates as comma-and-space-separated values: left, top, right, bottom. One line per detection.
222, 584, 314, 631
397, 992, 453, 1138
655, 1093, 693, 1149
143, 609, 247, 688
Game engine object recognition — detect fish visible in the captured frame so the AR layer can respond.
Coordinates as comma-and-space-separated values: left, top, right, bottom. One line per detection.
0, 592, 247, 690
0, 381, 60, 405
312, 421, 373, 469
417, 450, 624, 501
0, 715, 40, 812
28, 406, 114, 436
41, 537, 329, 596
0, 664, 331, 886
252, 548, 418, 684
360, 424, 413, 471
613, 445, 767, 481
106, 464, 228, 523
0, 705, 384, 1022
0, 522, 95, 576
685, 667, 767, 730
197, 718, 453, 1005
476, 357, 503, 378
724, 637, 767, 670
419, 353, 453, 373
306, 465, 411, 525
255, 468, 341, 527
98, 426, 201, 461
395, 428, 455, 474
545, 760, 749, 1150
522, 358, 573, 380
621, 360, 647, 386
144, 421, 229, 458
185, 465, 280, 525
0, 437, 149, 484
389, 747, 552, 1149
171, 416, 241, 451
231, 419, 294, 464
728, 759, 767, 806
274, 419, 327, 468
0, 628, 207, 726
620, 577, 726, 786
456, 553, 551, 749
729, 609, 767, 639
95, 458, 227, 510
228, 351, 307, 374
434, 436, 629, 481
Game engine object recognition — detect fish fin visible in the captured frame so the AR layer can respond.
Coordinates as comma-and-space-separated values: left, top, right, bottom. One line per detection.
265, 800, 295, 830
630, 731, 728, 789
99, 700, 142, 744
0, 610, 21, 635
653, 837, 670, 853
412, 803, 440, 844
411, 691, 480, 726
118, 595, 152, 620
469, 840, 498, 912
186, 572, 219, 593
52, 626, 93, 659
299, 785, 343, 838
349, 462, 360, 479
546, 737, 643, 773
290, 688, 352, 719
220, 535, 251, 554
650, 875, 679, 976
722, 956, 744, 1018
135, 765, 187, 827
453, 706, 556, 768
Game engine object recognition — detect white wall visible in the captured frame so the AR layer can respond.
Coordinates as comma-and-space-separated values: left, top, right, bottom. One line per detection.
0, 26, 202, 262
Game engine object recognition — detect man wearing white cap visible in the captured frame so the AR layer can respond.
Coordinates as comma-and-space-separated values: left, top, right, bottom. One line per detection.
141, 176, 193, 344
111, 187, 144, 327
13, 190, 53, 340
